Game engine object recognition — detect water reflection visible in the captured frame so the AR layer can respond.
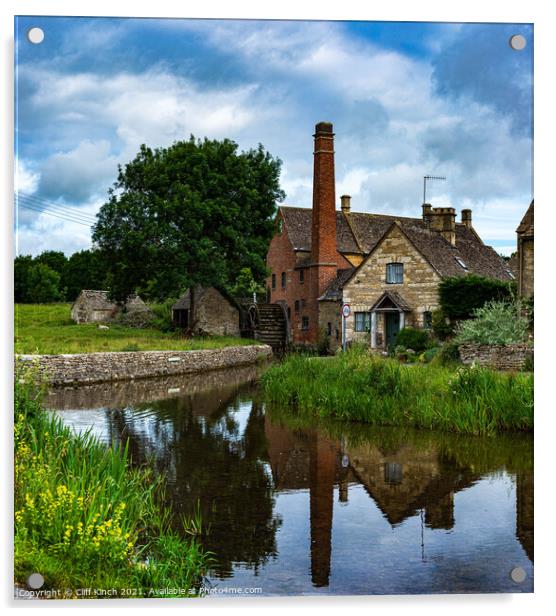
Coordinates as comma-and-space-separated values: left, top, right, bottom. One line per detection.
48, 368, 533, 595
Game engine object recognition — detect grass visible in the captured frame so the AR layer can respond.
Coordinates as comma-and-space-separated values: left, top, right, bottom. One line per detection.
15, 303, 253, 355
14, 375, 213, 597
261, 348, 533, 435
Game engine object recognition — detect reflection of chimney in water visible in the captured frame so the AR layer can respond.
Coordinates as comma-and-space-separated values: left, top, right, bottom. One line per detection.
309, 432, 336, 587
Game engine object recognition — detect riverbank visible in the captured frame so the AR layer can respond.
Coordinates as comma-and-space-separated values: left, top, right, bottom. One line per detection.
15, 303, 252, 355
16, 345, 272, 386
14, 377, 212, 598
262, 349, 533, 435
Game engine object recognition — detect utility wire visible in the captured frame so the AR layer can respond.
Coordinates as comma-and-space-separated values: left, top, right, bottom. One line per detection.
17, 201, 93, 227
17, 193, 99, 223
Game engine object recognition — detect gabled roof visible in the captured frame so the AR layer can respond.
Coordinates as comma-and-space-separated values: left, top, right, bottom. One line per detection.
318, 268, 355, 301
370, 291, 412, 312
173, 286, 239, 311
74, 290, 116, 310
517, 200, 534, 237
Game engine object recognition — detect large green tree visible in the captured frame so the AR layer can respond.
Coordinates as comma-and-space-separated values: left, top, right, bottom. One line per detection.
92, 137, 285, 302
25, 263, 63, 303
64, 249, 106, 301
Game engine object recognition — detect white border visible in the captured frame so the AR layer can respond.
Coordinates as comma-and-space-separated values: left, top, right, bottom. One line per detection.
2, 2, 554, 615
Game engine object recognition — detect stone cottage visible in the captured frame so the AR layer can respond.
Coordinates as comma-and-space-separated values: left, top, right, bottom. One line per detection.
516, 200, 534, 299
71, 290, 149, 324
266, 121, 514, 351
172, 286, 240, 336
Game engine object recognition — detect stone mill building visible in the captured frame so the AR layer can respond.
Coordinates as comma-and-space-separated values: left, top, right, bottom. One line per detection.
265, 121, 514, 352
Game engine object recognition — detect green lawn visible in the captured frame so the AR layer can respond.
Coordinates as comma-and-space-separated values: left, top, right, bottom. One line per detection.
15, 303, 253, 355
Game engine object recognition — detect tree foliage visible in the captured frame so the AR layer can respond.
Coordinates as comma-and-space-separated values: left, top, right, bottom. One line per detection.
25, 263, 63, 303
15, 249, 105, 303
92, 137, 285, 303
438, 275, 515, 320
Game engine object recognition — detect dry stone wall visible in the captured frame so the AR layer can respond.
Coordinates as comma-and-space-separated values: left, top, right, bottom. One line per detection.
458, 343, 533, 371
16, 345, 272, 386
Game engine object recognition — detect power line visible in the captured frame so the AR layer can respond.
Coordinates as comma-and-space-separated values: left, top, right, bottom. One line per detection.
17, 201, 93, 227
17, 197, 97, 226
17, 192, 98, 223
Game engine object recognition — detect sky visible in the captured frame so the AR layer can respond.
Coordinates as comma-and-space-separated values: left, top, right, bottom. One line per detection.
14, 16, 533, 256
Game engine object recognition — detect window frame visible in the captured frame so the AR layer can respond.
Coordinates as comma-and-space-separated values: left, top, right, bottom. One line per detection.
301, 316, 309, 331
299, 269, 305, 284
386, 262, 404, 284
354, 311, 371, 332
271, 273, 276, 289
281, 271, 286, 289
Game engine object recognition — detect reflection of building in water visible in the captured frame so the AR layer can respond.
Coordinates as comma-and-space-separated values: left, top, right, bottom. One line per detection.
516, 471, 534, 562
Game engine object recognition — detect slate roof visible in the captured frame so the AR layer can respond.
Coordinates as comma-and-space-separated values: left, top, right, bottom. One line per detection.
517, 200, 534, 237
75, 290, 116, 310
279, 206, 514, 301
370, 291, 412, 312
318, 268, 355, 301
172, 286, 239, 311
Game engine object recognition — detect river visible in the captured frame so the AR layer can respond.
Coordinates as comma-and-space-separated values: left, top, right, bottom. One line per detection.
46, 364, 533, 596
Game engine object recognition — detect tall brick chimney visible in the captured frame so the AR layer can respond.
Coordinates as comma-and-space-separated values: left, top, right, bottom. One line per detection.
311, 121, 337, 295
461, 209, 472, 228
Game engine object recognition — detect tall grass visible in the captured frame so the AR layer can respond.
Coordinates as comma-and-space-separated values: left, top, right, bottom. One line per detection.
14, 376, 212, 597
261, 349, 533, 435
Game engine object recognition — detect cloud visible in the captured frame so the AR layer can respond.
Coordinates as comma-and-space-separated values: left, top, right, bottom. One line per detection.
15, 159, 40, 194
38, 140, 119, 203
14, 18, 532, 257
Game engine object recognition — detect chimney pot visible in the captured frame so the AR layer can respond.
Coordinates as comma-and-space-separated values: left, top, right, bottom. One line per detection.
315, 121, 334, 135
430, 206, 456, 245
341, 195, 351, 213
422, 203, 432, 225
461, 209, 472, 228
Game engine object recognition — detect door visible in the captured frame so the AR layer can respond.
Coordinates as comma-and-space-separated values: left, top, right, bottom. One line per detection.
385, 312, 400, 350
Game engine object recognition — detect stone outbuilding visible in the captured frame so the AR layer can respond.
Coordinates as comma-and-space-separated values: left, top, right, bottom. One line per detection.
516, 200, 534, 299
71, 290, 149, 324
172, 286, 240, 336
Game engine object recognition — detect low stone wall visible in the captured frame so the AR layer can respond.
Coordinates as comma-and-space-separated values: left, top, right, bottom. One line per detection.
16, 345, 272, 386
458, 343, 533, 371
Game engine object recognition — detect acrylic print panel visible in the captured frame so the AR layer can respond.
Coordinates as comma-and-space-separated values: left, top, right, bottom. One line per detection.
14, 16, 533, 599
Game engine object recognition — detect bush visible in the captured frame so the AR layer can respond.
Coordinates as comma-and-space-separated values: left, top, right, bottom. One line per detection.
439, 275, 515, 320
419, 347, 439, 364
432, 308, 453, 341
434, 341, 461, 366
149, 298, 178, 332
116, 308, 155, 329
395, 327, 431, 352
455, 300, 529, 346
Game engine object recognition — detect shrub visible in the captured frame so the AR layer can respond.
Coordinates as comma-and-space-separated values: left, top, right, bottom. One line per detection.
317, 327, 331, 356
439, 275, 516, 320
149, 298, 178, 332
419, 347, 439, 364
434, 341, 461, 366
455, 300, 529, 346
116, 308, 155, 329
395, 327, 431, 352
432, 308, 453, 341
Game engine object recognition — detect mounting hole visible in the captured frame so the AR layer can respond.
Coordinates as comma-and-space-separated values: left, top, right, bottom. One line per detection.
27, 27, 45, 44
510, 566, 526, 583
509, 34, 526, 51
26, 572, 44, 589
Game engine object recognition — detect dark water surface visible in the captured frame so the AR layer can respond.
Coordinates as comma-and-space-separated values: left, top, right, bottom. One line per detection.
47, 365, 533, 596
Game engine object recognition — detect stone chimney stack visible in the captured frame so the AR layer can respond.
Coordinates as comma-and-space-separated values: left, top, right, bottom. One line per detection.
429, 207, 456, 246
422, 203, 432, 225
311, 121, 337, 296
461, 209, 472, 228
340, 195, 351, 214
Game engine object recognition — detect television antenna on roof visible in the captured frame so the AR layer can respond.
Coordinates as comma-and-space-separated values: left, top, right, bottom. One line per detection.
423, 175, 446, 204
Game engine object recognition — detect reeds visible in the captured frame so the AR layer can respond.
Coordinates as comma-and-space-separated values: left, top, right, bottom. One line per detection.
261, 349, 533, 435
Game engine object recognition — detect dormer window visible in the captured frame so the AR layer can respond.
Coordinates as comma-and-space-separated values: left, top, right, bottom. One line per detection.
386, 263, 403, 284
455, 257, 468, 271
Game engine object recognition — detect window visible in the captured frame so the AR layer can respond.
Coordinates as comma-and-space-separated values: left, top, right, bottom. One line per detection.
455, 257, 468, 271
301, 316, 309, 330
355, 312, 371, 332
327, 322, 332, 336
299, 269, 305, 283
271, 273, 276, 289
423, 311, 433, 330
386, 263, 403, 284
294, 300, 300, 312
287, 306, 291, 320
281, 272, 286, 288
